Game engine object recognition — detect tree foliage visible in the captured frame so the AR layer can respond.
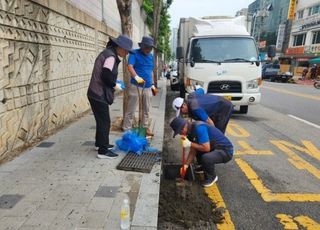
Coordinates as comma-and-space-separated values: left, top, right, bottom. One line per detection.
142, 0, 173, 61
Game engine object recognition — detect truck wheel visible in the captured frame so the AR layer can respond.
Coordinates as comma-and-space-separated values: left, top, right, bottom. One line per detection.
179, 81, 186, 98
270, 77, 275, 82
239, 105, 248, 114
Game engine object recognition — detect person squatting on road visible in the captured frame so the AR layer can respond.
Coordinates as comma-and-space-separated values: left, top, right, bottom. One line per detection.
87, 35, 133, 159
122, 36, 157, 137
172, 93, 233, 134
170, 117, 234, 187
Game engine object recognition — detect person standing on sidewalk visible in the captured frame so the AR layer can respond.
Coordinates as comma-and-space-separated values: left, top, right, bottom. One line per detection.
87, 35, 133, 159
122, 36, 156, 136
170, 117, 233, 187
172, 93, 233, 134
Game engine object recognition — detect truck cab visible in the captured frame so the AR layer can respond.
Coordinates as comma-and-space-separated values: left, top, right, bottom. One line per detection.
177, 16, 262, 114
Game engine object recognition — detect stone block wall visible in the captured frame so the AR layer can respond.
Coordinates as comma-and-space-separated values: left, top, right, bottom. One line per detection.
0, 0, 148, 159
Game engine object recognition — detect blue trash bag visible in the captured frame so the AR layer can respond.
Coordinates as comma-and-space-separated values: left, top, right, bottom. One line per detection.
116, 131, 149, 155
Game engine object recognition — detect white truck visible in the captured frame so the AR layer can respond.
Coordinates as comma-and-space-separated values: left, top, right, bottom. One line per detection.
176, 16, 262, 114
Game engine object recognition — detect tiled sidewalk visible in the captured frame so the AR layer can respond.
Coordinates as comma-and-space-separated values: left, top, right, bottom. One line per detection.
0, 78, 167, 230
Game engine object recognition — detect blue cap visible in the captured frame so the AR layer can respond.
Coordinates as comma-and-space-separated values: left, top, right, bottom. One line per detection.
170, 117, 187, 138
110, 35, 133, 53
138, 36, 156, 48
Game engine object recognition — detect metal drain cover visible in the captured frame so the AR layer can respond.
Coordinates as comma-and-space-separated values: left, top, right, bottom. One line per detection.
117, 152, 159, 173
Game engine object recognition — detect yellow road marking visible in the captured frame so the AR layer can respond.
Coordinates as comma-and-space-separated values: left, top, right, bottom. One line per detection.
226, 122, 250, 138
276, 214, 299, 230
262, 85, 320, 101
271, 140, 320, 179
235, 140, 274, 155
205, 184, 235, 230
277, 214, 320, 230
294, 216, 320, 230
235, 158, 320, 202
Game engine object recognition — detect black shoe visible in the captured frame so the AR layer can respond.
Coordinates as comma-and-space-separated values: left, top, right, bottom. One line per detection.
195, 166, 203, 174
202, 176, 218, 187
97, 150, 118, 159
95, 144, 114, 151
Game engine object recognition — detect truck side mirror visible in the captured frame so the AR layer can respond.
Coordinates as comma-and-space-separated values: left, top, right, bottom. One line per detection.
176, 47, 184, 59
267, 45, 276, 58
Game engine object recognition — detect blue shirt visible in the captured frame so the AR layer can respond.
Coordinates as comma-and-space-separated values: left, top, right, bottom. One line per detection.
188, 94, 227, 122
189, 122, 234, 155
128, 49, 154, 88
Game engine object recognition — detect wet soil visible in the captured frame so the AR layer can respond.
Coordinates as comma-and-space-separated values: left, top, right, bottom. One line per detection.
158, 85, 224, 229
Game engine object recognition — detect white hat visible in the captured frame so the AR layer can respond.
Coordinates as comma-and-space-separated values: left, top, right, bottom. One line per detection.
172, 97, 184, 117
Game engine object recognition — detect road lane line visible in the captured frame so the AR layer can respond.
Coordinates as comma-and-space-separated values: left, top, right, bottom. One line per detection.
271, 140, 320, 179
205, 184, 235, 230
235, 140, 274, 155
226, 122, 250, 138
262, 85, 320, 101
287, 114, 320, 130
276, 214, 299, 230
294, 216, 320, 229
236, 158, 320, 202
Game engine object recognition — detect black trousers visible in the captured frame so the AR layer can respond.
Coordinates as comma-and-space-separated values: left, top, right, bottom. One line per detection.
197, 149, 232, 180
88, 98, 110, 153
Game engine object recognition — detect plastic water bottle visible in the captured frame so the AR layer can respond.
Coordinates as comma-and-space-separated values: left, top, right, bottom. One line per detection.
120, 198, 130, 229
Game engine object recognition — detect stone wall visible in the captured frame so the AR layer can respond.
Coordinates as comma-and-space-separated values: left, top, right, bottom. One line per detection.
0, 0, 148, 159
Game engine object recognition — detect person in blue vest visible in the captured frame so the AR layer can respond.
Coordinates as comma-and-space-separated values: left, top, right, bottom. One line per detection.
122, 36, 157, 136
172, 93, 233, 134
87, 35, 132, 159
170, 117, 233, 187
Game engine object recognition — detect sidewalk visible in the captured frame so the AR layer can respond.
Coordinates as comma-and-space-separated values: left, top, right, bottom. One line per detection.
0, 78, 167, 230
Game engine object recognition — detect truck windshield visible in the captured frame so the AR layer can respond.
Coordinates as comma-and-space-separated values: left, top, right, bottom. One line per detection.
190, 37, 258, 63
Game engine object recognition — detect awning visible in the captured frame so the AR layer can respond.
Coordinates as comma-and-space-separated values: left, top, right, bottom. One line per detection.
309, 57, 320, 64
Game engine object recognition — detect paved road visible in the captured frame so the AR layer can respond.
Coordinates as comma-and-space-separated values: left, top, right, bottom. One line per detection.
261, 81, 320, 126
164, 83, 320, 229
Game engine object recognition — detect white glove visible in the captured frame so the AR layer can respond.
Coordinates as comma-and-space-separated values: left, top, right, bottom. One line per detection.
114, 83, 123, 91
181, 137, 191, 148
134, 75, 145, 84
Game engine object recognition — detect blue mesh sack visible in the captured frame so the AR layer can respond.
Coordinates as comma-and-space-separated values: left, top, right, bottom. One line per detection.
116, 131, 149, 155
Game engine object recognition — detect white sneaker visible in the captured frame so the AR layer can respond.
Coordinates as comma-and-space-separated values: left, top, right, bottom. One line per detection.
202, 176, 218, 187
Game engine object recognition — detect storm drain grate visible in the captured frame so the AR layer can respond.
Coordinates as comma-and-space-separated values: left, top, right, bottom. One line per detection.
37, 142, 55, 148
81, 141, 95, 146
117, 152, 159, 173
0, 194, 24, 209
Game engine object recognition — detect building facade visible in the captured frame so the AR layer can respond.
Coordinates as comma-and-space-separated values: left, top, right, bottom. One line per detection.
285, 0, 320, 72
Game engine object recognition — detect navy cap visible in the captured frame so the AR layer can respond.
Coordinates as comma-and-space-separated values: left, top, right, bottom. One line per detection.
110, 35, 133, 53
170, 117, 187, 138
138, 36, 156, 49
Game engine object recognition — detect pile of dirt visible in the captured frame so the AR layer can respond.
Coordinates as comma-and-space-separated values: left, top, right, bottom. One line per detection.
158, 179, 224, 229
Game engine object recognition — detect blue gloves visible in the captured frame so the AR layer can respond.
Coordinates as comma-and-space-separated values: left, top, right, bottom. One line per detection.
115, 80, 126, 90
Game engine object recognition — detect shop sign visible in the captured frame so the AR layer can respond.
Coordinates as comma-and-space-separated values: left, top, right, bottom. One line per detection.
287, 0, 296, 20
285, 47, 304, 55
301, 19, 320, 30
276, 24, 286, 50
304, 44, 320, 54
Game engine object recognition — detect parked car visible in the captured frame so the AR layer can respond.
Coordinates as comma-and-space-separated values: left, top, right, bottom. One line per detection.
262, 63, 293, 83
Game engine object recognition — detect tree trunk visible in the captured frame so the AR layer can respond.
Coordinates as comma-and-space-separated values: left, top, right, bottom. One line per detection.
152, 0, 162, 87
116, 0, 132, 119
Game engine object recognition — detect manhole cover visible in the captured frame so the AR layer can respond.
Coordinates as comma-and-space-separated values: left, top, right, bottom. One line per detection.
117, 152, 159, 173
37, 142, 55, 148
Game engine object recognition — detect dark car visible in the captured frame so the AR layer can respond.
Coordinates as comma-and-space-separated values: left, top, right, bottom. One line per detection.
261, 63, 280, 80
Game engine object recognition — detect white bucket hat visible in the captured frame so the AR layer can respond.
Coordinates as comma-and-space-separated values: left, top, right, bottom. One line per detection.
172, 97, 184, 117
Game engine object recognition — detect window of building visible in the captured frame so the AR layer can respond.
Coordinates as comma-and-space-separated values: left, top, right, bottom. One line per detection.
308, 7, 312, 16
297, 10, 304, 19
311, 5, 320, 15
293, 34, 306, 46
312, 31, 320, 44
